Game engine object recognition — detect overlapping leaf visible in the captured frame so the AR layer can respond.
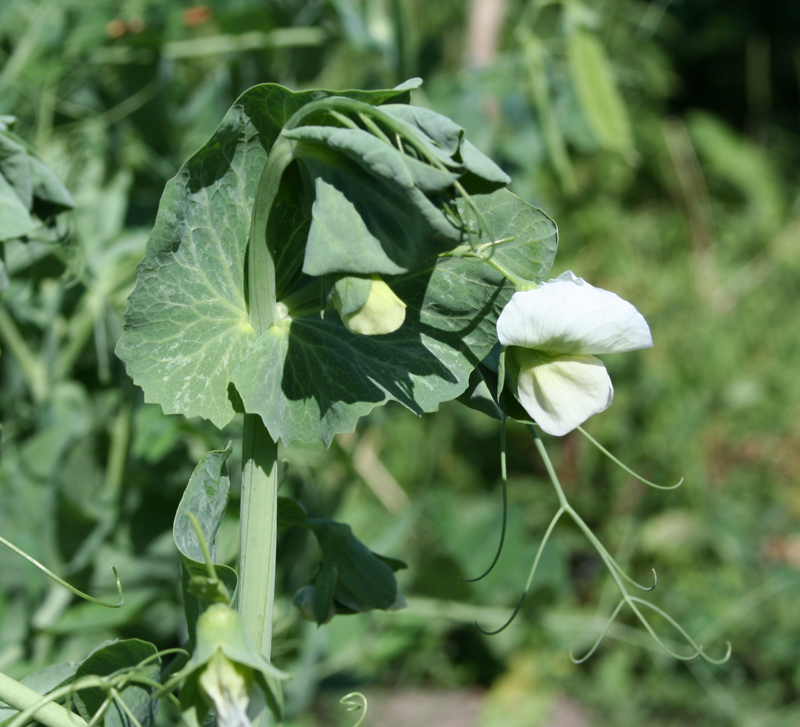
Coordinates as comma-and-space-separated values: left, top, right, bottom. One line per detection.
117, 83, 416, 428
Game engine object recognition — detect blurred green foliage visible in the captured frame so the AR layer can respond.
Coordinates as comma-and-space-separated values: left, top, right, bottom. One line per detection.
1, 0, 800, 725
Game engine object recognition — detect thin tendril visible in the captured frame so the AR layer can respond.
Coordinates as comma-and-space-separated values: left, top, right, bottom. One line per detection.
570, 513, 657, 592
86, 696, 112, 727
570, 599, 627, 664
357, 113, 393, 146
476, 506, 565, 635
514, 424, 731, 664
328, 110, 359, 130
0, 534, 123, 608
110, 688, 145, 727
461, 418, 508, 582
577, 426, 684, 490
340, 692, 368, 727
629, 598, 732, 664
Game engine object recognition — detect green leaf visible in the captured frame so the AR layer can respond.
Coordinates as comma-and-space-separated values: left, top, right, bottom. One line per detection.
277, 496, 308, 530
459, 188, 558, 285
173, 445, 238, 644
116, 83, 415, 428
0, 132, 33, 209
0, 173, 35, 241
313, 563, 339, 625
309, 519, 397, 611
380, 104, 511, 192
0, 129, 74, 236
231, 253, 510, 446
73, 639, 160, 727
567, 30, 634, 154
299, 152, 461, 276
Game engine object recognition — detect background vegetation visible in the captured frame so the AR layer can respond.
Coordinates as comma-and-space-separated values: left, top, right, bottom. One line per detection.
1, 1, 799, 725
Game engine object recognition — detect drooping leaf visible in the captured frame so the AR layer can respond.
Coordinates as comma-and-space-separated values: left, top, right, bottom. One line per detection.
116, 82, 416, 429
73, 639, 160, 727
293, 518, 408, 624
380, 104, 511, 192
301, 154, 460, 276
277, 496, 309, 530
313, 562, 339, 625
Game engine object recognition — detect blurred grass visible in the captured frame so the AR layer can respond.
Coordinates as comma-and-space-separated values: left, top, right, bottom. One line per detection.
2, 0, 800, 725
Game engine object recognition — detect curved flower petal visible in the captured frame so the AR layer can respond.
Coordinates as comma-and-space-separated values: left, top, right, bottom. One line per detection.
508, 347, 614, 436
497, 271, 653, 355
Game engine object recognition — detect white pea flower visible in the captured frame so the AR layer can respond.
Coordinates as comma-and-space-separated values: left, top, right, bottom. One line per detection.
496, 271, 653, 436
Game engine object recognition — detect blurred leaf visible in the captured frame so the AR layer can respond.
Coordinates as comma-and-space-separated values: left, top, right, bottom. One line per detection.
277, 496, 308, 530
309, 519, 398, 612
0, 173, 34, 240
567, 30, 633, 154
46, 590, 156, 635
688, 111, 785, 235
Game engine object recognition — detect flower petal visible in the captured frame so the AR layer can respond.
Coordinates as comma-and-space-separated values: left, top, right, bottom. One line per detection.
508, 347, 613, 436
496, 271, 653, 355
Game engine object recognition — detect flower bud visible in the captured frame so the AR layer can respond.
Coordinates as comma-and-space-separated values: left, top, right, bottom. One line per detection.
198, 651, 256, 727
338, 276, 406, 336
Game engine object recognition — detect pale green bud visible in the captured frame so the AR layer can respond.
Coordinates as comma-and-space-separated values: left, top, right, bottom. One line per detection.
339, 276, 406, 336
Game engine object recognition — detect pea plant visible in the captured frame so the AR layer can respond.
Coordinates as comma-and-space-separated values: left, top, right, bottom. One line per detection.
0, 79, 729, 727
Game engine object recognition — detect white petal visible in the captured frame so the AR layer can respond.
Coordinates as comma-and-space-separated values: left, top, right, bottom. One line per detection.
199, 652, 253, 727
509, 347, 614, 436
496, 271, 653, 355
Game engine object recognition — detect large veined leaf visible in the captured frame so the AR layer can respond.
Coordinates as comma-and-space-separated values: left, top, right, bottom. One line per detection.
117, 82, 556, 445
116, 82, 416, 429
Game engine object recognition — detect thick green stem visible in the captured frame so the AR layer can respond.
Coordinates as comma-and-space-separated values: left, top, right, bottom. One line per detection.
0, 671, 87, 727
239, 133, 296, 725
238, 415, 279, 660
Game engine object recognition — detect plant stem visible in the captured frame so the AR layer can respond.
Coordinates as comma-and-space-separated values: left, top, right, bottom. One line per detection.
238, 415, 279, 658
248, 135, 295, 334
238, 414, 279, 726
0, 305, 48, 403
239, 133, 296, 726
0, 671, 87, 727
